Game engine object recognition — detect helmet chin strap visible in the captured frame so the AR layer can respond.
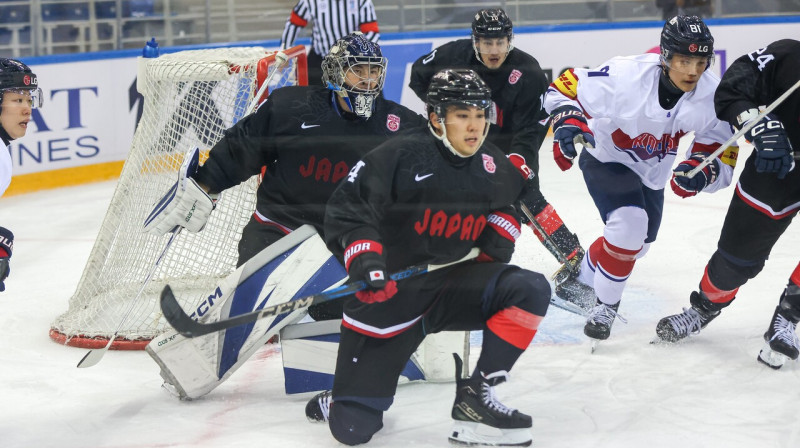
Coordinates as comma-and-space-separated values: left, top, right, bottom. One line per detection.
428, 118, 489, 158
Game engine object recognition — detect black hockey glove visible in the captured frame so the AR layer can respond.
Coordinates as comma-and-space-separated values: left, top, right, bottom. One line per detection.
344, 240, 397, 304
670, 152, 719, 198
476, 211, 521, 263
550, 106, 595, 171
0, 226, 13, 292
745, 113, 795, 179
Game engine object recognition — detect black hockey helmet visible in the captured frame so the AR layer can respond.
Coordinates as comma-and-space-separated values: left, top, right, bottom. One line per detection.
472, 8, 513, 40
426, 68, 492, 118
0, 58, 42, 108
660, 15, 714, 63
322, 32, 386, 119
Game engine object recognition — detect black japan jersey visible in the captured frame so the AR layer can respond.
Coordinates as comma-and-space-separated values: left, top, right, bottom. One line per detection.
324, 126, 526, 329
409, 39, 549, 170
715, 39, 800, 151
193, 85, 426, 231
714, 39, 800, 214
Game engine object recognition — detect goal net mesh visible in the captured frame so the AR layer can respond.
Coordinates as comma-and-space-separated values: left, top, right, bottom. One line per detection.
50, 46, 308, 349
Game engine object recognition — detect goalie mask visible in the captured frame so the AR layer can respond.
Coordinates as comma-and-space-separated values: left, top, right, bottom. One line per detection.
0, 58, 42, 109
660, 15, 714, 73
426, 68, 492, 157
471, 8, 514, 69
322, 32, 387, 120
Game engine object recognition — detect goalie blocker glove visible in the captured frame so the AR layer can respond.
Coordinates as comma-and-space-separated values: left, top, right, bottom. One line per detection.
0, 226, 12, 292
550, 105, 595, 171
670, 152, 719, 198
344, 240, 397, 304
143, 147, 215, 235
743, 112, 795, 179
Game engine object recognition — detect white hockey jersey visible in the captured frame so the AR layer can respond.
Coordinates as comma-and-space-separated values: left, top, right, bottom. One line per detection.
1, 140, 11, 197
545, 53, 736, 191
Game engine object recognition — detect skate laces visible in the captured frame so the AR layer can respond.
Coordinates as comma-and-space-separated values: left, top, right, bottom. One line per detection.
667, 307, 704, 336
588, 302, 627, 326
318, 390, 332, 421
481, 371, 515, 416
769, 314, 800, 350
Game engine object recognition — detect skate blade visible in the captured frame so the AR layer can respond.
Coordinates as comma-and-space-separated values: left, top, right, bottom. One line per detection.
449, 421, 532, 447
757, 343, 789, 370
590, 339, 600, 354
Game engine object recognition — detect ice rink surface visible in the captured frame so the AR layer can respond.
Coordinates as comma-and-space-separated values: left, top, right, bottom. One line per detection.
1, 139, 798, 448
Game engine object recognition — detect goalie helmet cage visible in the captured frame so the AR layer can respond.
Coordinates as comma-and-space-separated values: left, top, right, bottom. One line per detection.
49, 45, 309, 350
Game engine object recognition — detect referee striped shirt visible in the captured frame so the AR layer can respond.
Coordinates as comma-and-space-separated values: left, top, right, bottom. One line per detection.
280, 0, 380, 56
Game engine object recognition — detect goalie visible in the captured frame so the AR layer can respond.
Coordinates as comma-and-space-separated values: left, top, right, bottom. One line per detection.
143, 33, 425, 399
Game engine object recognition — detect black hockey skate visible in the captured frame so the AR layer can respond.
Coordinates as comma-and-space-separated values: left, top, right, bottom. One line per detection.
584, 299, 625, 343
552, 249, 595, 313
305, 390, 332, 423
449, 354, 532, 447
655, 291, 723, 343
757, 304, 800, 370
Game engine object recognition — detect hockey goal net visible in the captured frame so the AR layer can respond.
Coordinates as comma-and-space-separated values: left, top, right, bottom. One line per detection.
50, 45, 308, 350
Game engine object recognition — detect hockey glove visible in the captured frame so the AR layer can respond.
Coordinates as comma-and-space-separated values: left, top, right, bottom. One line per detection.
344, 240, 397, 304
744, 114, 795, 179
143, 147, 215, 236
476, 211, 521, 263
0, 226, 13, 292
550, 106, 595, 171
670, 152, 719, 198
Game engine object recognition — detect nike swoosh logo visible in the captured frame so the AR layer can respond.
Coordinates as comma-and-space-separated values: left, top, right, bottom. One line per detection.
301, 123, 320, 129
415, 173, 433, 181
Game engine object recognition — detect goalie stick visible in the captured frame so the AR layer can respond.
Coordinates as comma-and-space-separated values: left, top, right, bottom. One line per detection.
77, 227, 181, 368
161, 248, 480, 338
680, 78, 800, 179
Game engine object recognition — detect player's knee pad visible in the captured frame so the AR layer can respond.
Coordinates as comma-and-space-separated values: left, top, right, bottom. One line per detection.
329, 400, 384, 446
706, 249, 765, 291
494, 269, 551, 317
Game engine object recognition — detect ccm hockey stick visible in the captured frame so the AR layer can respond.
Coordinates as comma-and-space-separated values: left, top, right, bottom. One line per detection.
161, 248, 481, 338
77, 228, 181, 368
681, 78, 800, 179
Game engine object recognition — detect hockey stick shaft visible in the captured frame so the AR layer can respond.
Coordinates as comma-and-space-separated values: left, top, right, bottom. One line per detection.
243, 50, 289, 116
161, 248, 480, 338
77, 228, 180, 368
681, 78, 800, 178
519, 203, 576, 274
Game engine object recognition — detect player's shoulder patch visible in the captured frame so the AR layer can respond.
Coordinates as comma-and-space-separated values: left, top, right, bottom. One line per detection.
551, 68, 579, 100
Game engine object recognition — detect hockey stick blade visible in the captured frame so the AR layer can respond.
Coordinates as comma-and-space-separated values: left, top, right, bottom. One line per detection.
161, 248, 481, 338
78, 228, 182, 368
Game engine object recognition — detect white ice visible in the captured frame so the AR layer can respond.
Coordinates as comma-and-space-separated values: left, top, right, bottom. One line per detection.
1, 139, 798, 448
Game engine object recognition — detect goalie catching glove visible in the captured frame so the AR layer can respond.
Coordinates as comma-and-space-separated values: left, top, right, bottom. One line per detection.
344, 240, 397, 304
550, 105, 595, 171
143, 147, 215, 235
743, 113, 795, 179
670, 152, 719, 198
0, 226, 12, 292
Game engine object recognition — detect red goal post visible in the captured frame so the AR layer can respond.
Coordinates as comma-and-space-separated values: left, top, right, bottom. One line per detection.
49, 45, 308, 350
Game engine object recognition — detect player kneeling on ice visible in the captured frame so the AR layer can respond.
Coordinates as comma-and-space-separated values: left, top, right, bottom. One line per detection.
543, 15, 737, 347
306, 68, 551, 447
141, 32, 425, 400
655, 39, 800, 369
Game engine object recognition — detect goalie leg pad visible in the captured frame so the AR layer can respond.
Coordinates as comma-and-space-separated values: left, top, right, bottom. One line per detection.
146, 226, 347, 399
